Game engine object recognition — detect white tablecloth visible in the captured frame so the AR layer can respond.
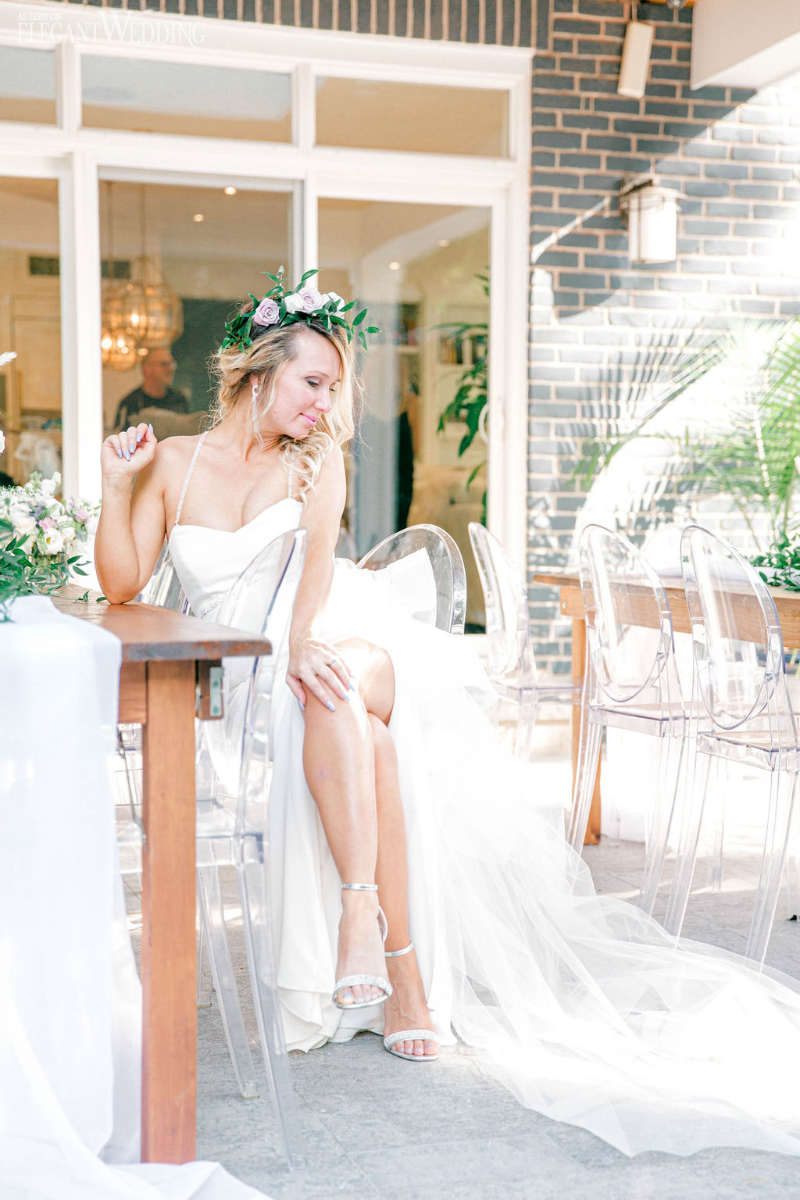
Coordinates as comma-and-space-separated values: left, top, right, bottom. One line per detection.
0, 597, 267, 1199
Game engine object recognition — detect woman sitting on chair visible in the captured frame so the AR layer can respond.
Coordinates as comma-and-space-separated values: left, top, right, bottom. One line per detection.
96, 271, 800, 1159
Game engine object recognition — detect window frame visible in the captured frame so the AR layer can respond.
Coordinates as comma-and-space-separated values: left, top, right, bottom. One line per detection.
0, 0, 531, 565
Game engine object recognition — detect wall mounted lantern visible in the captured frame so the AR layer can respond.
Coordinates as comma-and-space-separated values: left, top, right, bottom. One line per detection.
619, 173, 681, 264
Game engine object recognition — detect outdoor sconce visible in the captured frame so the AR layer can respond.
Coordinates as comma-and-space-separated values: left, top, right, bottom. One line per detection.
619, 173, 681, 264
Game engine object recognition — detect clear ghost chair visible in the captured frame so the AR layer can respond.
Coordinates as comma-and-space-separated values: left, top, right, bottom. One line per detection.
665, 525, 799, 963
120, 531, 306, 1166
357, 523, 467, 634
195, 527, 307, 1166
468, 521, 580, 757
573, 524, 688, 915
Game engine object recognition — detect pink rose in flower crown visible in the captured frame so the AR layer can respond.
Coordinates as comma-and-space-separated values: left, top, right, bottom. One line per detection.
252, 297, 280, 328
284, 286, 323, 315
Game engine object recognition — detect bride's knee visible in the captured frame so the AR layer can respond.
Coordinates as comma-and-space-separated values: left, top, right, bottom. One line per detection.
367, 713, 398, 776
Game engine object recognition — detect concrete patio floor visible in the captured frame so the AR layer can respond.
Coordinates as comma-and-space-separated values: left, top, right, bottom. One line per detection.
171, 831, 799, 1200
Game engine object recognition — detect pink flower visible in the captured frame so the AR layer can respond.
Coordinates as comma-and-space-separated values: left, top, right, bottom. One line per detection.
252, 297, 280, 327
40, 517, 56, 531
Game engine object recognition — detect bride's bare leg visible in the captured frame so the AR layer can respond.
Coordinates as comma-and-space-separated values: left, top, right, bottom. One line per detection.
369, 714, 438, 1060
302, 680, 380, 1005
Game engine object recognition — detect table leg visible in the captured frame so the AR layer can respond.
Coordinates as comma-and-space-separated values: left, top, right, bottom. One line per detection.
141, 660, 197, 1163
572, 617, 602, 845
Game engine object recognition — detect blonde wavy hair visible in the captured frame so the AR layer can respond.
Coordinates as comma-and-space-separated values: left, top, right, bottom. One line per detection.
210, 320, 358, 501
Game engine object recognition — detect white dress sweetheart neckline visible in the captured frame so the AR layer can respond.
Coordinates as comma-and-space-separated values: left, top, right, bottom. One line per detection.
169, 496, 302, 542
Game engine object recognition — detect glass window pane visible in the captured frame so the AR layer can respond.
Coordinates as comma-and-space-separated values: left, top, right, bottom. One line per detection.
316, 78, 508, 157
319, 198, 490, 627
99, 181, 292, 437
0, 178, 62, 485
0, 47, 56, 125
83, 58, 292, 141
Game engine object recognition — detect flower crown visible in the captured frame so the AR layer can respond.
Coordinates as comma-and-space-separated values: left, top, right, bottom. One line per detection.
219, 267, 379, 354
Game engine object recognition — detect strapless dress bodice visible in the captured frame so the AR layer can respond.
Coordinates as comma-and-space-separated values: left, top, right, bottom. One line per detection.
168, 497, 302, 620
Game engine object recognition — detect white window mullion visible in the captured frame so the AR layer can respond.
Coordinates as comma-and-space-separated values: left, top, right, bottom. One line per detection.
59, 151, 102, 501
55, 39, 81, 135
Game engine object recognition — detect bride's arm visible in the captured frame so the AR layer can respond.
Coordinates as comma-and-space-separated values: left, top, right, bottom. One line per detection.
286, 443, 353, 711
95, 423, 168, 603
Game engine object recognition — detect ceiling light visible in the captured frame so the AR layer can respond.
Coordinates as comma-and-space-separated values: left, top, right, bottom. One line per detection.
388, 261, 401, 271
223, 186, 237, 196
192, 212, 205, 223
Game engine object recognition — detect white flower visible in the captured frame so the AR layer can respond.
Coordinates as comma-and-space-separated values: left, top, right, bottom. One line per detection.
61, 525, 76, 544
0, 351, 16, 368
0, 429, 5, 455
39, 476, 57, 498
285, 286, 323, 315
10, 511, 36, 537
41, 528, 64, 555
322, 292, 344, 309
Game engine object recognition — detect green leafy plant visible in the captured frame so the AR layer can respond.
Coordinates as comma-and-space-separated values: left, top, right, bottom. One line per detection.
436, 271, 489, 512
576, 317, 800, 557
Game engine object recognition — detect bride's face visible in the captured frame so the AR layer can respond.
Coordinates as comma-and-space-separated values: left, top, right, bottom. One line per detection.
259, 330, 342, 440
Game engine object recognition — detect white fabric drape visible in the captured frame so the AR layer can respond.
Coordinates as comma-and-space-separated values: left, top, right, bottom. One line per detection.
0, 597, 267, 1200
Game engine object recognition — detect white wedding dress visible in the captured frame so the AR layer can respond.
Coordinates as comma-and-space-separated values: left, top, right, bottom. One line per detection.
170, 438, 800, 1161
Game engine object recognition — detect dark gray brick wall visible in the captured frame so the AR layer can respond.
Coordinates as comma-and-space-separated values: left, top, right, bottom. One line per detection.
529, 0, 800, 675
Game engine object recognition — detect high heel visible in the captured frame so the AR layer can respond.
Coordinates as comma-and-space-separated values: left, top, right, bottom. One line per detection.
332, 883, 393, 1010
382, 941, 439, 1062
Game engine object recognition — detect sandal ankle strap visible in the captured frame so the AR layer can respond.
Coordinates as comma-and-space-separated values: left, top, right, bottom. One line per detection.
341, 882, 378, 892
385, 940, 414, 958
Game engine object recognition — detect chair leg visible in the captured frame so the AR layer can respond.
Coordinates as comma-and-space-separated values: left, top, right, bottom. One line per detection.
639, 722, 685, 916
513, 692, 538, 761
745, 766, 798, 963
664, 743, 712, 939
197, 918, 213, 1009
237, 844, 303, 1169
196, 845, 259, 1100
568, 687, 602, 855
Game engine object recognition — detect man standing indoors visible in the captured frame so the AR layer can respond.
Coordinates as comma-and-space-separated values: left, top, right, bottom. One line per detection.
113, 348, 188, 430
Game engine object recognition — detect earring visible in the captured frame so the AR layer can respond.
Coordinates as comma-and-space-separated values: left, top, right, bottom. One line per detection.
251, 375, 261, 432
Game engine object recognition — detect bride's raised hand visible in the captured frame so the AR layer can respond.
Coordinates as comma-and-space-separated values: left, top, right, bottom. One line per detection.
100, 422, 157, 484
286, 636, 354, 713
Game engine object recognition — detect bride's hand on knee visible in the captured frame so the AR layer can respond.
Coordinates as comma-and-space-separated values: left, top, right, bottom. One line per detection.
287, 637, 354, 713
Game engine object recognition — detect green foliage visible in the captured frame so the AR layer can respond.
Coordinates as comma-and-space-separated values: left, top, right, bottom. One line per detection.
436, 271, 489, 519
751, 535, 800, 591
575, 317, 800, 555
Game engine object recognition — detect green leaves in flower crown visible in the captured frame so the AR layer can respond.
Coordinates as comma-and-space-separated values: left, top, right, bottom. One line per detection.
219, 266, 380, 354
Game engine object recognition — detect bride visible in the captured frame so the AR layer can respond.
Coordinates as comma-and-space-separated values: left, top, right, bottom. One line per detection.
96, 274, 800, 1159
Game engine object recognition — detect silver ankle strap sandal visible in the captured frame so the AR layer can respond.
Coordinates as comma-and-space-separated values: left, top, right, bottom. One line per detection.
332, 883, 393, 1010
382, 940, 439, 1062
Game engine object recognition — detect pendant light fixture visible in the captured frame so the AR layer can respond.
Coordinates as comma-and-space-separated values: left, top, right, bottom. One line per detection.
100, 183, 183, 367
100, 181, 139, 371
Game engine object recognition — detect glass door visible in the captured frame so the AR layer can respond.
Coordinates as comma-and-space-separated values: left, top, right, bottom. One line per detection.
98, 177, 294, 438
318, 197, 490, 628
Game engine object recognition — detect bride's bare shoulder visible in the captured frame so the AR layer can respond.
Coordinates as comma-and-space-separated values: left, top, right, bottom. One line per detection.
151, 433, 205, 475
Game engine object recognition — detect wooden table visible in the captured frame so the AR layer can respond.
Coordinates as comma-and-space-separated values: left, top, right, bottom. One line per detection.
532, 568, 800, 844
53, 594, 270, 1164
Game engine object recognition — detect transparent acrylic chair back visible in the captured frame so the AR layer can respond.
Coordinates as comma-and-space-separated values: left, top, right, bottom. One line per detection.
358, 523, 467, 634
681, 525, 794, 744
579, 523, 677, 710
468, 521, 536, 682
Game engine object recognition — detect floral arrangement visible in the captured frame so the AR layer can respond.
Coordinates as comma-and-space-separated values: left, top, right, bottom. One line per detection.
219, 267, 379, 354
0, 446, 98, 617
